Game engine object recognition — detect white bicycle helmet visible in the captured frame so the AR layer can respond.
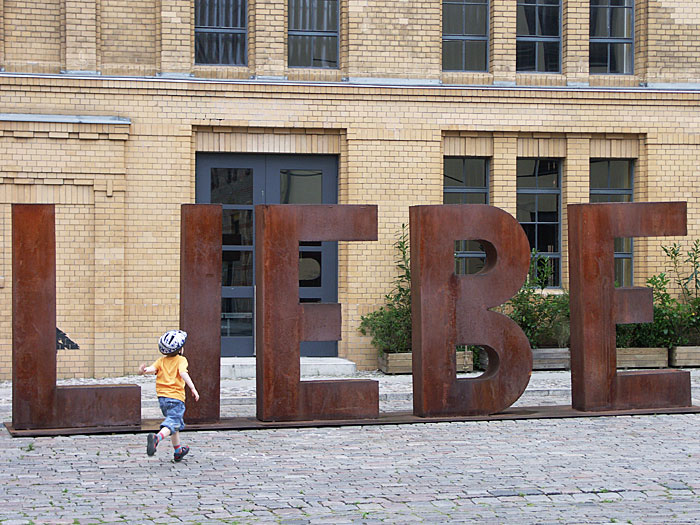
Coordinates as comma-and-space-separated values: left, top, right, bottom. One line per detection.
158, 329, 188, 355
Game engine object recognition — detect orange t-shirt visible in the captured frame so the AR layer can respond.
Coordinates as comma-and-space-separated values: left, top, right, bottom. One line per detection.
151, 354, 189, 402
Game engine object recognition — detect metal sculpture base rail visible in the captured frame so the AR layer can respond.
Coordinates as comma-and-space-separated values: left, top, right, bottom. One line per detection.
6, 404, 700, 437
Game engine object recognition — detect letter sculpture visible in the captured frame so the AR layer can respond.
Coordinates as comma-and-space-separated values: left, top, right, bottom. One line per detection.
255, 204, 379, 421
411, 204, 533, 416
8, 201, 699, 437
180, 204, 222, 424
12, 204, 140, 431
568, 202, 691, 411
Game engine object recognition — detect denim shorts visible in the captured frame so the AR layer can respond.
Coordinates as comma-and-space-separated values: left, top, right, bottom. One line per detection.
158, 397, 186, 433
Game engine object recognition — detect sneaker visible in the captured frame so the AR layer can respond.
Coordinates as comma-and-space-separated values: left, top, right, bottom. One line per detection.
147, 433, 158, 456
174, 445, 189, 462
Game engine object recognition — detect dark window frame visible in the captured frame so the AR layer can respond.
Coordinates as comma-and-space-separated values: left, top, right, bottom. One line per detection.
443, 156, 490, 274
288, 0, 340, 69
516, 0, 562, 73
516, 158, 562, 287
195, 0, 248, 66
589, 0, 634, 75
442, 0, 490, 72
590, 158, 635, 286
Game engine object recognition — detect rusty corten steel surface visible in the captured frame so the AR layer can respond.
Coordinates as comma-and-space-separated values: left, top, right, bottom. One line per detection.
256, 205, 379, 422
55, 386, 141, 426
12, 204, 140, 430
181, 204, 222, 424
411, 205, 533, 417
568, 202, 691, 411
12, 204, 58, 429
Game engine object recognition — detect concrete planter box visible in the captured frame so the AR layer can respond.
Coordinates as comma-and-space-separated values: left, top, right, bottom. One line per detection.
378, 350, 473, 374
670, 346, 700, 367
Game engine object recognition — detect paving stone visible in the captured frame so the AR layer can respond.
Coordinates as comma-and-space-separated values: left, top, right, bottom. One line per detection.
2, 371, 700, 522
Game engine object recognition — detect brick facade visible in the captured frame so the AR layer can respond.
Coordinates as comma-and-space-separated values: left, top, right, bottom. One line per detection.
1, 0, 700, 378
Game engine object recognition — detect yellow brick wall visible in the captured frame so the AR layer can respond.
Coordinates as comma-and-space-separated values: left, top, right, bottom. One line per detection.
1, 2, 700, 377
4, 0, 62, 73
100, 0, 157, 76
0, 81, 699, 377
0, 117, 129, 379
2, 0, 700, 84
343, 132, 442, 368
646, 1, 700, 84
64, 0, 98, 72
563, 0, 588, 84
55, 204, 96, 377
346, 0, 441, 80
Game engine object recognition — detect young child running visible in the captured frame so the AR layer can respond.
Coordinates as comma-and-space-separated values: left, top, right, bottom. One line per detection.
139, 329, 199, 461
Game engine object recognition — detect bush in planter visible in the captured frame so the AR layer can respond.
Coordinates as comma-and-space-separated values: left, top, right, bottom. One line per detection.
359, 224, 411, 354
471, 252, 570, 370
615, 272, 690, 349
615, 240, 700, 349
501, 251, 570, 350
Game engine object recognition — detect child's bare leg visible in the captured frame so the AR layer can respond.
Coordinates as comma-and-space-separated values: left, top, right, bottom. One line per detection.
171, 431, 180, 448
157, 426, 172, 441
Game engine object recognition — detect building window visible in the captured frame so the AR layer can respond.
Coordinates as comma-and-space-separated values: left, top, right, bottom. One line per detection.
195, 0, 247, 65
444, 157, 489, 274
590, 0, 634, 74
517, 158, 561, 286
516, 0, 561, 73
442, 0, 489, 72
590, 159, 634, 286
288, 0, 339, 68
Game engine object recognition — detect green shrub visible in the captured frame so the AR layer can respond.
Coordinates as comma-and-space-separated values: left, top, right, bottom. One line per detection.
359, 224, 411, 354
360, 232, 700, 354
615, 240, 700, 348
502, 251, 570, 349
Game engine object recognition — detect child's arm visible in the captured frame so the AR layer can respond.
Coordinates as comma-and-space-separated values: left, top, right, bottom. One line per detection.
139, 363, 156, 375
180, 371, 200, 401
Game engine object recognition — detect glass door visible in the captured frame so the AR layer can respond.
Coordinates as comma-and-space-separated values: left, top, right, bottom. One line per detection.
195, 153, 338, 357
266, 155, 339, 357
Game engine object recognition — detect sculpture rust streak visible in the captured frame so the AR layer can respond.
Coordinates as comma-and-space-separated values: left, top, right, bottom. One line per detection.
180, 204, 222, 424
255, 204, 379, 422
12, 204, 140, 430
568, 202, 691, 411
411, 204, 533, 416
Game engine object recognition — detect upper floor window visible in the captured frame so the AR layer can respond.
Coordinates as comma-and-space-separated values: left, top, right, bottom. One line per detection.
442, 0, 489, 72
517, 158, 561, 286
516, 0, 561, 73
288, 0, 339, 68
444, 157, 489, 274
590, 159, 634, 286
590, 0, 634, 74
195, 0, 247, 65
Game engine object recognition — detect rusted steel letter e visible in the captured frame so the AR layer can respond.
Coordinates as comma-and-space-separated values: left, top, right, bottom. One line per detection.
256, 205, 379, 422
568, 202, 691, 411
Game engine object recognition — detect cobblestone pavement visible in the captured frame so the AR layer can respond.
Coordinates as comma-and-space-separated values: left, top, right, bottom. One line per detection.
1, 370, 700, 523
